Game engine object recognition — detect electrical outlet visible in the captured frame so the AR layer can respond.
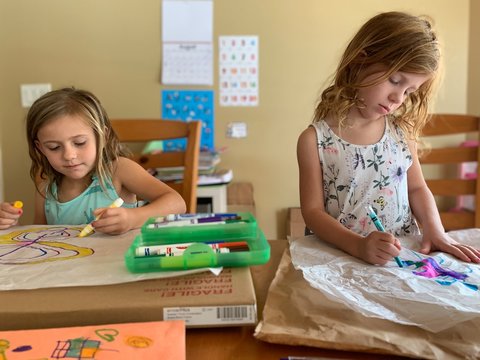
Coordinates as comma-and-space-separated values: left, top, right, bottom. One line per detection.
226, 122, 247, 138
20, 83, 52, 108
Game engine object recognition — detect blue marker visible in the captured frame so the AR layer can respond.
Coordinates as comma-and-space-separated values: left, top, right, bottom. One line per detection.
365, 205, 403, 268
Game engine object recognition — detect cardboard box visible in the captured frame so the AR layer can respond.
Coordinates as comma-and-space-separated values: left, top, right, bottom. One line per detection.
287, 207, 306, 238
0, 266, 257, 330
227, 182, 256, 216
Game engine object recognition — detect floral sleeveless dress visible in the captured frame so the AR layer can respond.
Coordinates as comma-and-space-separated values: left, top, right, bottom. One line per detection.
312, 119, 420, 236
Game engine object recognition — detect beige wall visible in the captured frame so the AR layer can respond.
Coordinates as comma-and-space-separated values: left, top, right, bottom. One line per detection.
0, 0, 471, 239
468, 0, 480, 114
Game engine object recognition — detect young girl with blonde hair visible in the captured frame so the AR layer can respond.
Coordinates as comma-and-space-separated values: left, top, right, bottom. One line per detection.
297, 11, 480, 265
0, 87, 186, 233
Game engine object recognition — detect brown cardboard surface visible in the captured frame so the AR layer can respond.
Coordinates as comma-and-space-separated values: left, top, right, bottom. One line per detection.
0, 266, 256, 330
250, 240, 287, 319
227, 182, 256, 216
255, 246, 480, 360
186, 240, 403, 360
227, 204, 256, 216
286, 207, 306, 237
227, 182, 255, 206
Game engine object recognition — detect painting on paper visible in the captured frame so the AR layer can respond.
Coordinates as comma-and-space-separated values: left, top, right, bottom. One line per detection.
0, 320, 185, 360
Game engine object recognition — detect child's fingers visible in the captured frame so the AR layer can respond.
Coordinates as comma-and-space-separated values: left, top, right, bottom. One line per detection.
1, 202, 20, 213
92, 209, 125, 232
453, 244, 480, 263
366, 238, 400, 265
92, 207, 107, 218
93, 207, 122, 220
92, 223, 115, 234
95, 208, 122, 223
0, 206, 22, 219
394, 238, 402, 250
376, 234, 401, 253
378, 243, 400, 258
93, 219, 126, 235
0, 217, 18, 229
434, 243, 472, 263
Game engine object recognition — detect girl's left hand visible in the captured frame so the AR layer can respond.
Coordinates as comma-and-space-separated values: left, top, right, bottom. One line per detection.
91, 207, 133, 235
420, 232, 480, 263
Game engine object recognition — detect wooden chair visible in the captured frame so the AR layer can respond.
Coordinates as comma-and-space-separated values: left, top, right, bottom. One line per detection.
111, 119, 201, 213
419, 114, 480, 230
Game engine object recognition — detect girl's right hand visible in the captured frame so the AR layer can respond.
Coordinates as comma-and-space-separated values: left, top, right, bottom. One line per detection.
0, 202, 23, 230
360, 231, 401, 265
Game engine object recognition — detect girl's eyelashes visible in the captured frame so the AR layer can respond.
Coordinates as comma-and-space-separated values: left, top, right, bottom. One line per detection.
45, 141, 87, 151
389, 77, 401, 85
389, 76, 416, 96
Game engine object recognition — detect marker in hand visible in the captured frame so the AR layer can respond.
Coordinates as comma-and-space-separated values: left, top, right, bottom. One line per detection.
78, 198, 124, 238
365, 205, 403, 268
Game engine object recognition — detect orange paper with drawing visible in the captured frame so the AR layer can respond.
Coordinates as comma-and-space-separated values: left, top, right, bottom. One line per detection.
0, 320, 185, 360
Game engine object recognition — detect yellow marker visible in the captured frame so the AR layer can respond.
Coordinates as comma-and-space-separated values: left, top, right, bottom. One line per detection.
78, 198, 124, 238
13, 201, 23, 209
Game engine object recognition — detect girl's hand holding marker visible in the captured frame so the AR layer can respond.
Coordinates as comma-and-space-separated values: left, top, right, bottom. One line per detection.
0, 200, 24, 230
78, 198, 124, 238
366, 206, 403, 267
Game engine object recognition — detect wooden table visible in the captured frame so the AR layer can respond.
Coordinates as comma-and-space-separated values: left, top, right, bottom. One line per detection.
186, 240, 410, 359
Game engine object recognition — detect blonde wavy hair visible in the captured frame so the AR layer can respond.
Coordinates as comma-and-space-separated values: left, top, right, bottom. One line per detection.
26, 87, 131, 198
314, 11, 441, 140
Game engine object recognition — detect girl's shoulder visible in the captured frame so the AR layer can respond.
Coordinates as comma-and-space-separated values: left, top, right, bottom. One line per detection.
112, 156, 138, 176
308, 120, 329, 133
298, 123, 323, 144
115, 156, 132, 166
112, 156, 151, 182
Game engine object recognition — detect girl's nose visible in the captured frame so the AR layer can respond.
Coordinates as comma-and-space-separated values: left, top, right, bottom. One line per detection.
388, 91, 403, 104
63, 145, 77, 160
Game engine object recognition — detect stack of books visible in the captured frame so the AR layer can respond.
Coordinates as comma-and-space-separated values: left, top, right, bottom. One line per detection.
153, 150, 233, 185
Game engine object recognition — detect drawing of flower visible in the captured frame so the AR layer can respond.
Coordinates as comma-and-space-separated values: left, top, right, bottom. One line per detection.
391, 165, 406, 183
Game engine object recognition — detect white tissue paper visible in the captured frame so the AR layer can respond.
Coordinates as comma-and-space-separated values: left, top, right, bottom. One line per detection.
290, 229, 480, 333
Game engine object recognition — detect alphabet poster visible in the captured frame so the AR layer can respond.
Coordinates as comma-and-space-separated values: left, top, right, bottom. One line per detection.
219, 35, 259, 107
0, 225, 207, 290
0, 320, 185, 360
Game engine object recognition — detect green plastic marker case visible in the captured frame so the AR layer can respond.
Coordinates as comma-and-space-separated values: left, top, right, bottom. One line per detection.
140, 212, 257, 244
124, 212, 270, 273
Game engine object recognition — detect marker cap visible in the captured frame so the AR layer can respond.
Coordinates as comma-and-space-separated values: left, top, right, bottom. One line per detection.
13, 201, 24, 209
112, 198, 124, 208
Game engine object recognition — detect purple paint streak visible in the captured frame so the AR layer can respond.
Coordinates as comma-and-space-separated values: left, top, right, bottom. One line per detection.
403, 257, 468, 280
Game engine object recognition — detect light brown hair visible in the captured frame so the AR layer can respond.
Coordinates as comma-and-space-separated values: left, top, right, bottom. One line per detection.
26, 87, 130, 197
314, 11, 441, 140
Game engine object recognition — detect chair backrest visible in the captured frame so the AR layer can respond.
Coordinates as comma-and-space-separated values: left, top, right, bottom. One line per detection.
111, 119, 201, 213
419, 114, 480, 230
